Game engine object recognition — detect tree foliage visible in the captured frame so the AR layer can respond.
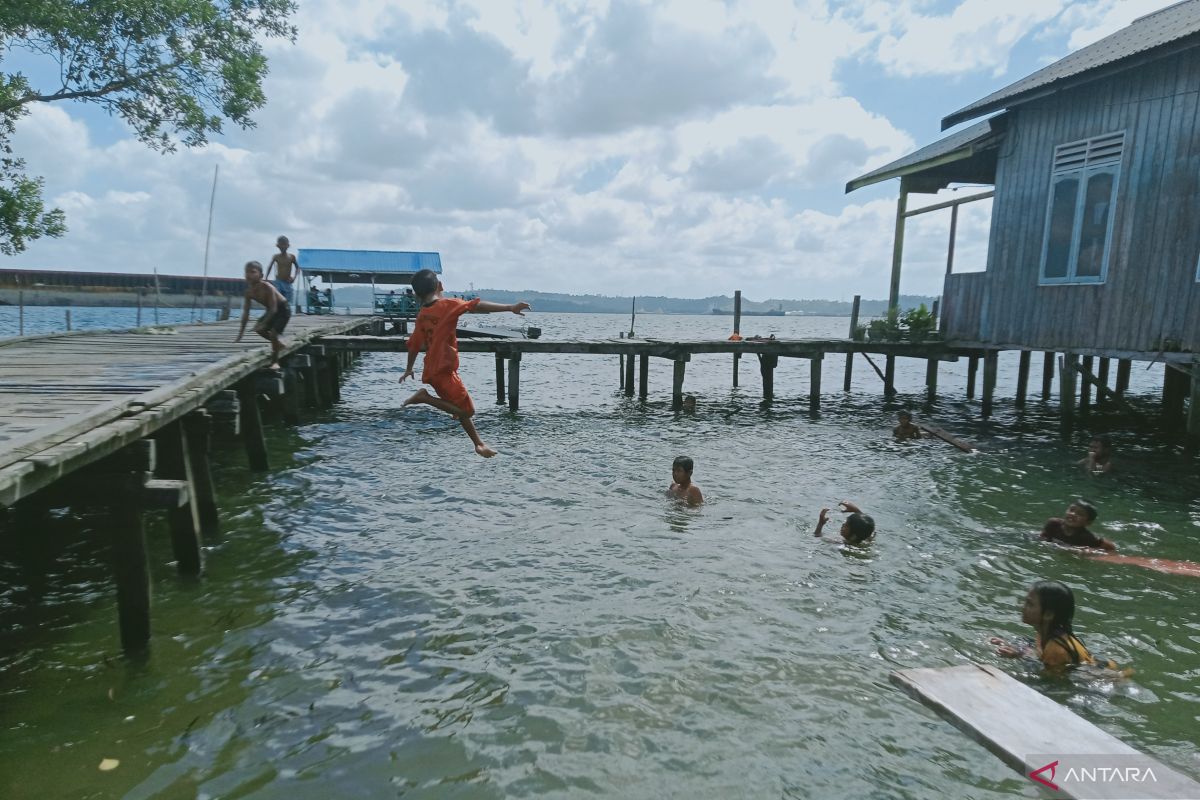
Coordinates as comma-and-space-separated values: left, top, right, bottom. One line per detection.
0, 0, 297, 255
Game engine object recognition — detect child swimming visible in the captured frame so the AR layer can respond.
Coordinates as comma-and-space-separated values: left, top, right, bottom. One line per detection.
991, 580, 1123, 672
814, 500, 875, 545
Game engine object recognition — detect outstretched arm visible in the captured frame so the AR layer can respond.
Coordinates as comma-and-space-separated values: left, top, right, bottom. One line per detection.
838, 500, 862, 514
471, 300, 530, 315
814, 507, 830, 537
236, 297, 252, 341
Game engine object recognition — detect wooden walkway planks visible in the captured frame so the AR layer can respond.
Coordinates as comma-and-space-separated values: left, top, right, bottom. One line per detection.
892, 664, 1200, 799
0, 315, 371, 507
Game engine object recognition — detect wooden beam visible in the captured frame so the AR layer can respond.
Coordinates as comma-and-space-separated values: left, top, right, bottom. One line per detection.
1163, 363, 1188, 428
507, 354, 521, 411
639, 354, 649, 400
1114, 359, 1131, 396
1189, 356, 1200, 442
495, 353, 505, 405
107, 475, 150, 653
623, 348, 635, 397
1015, 350, 1031, 409
884, 356, 896, 398
182, 411, 219, 539
672, 359, 687, 411
1079, 355, 1093, 413
153, 422, 203, 576
891, 664, 1200, 800
1059, 354, 1078, 426
759, 354, 778, 400
904, 190, 996, 218
966, 356, 978, 399
888, 188, 908, 311
1041, 352, 1055, 401
844, 294, 860, 392
733, 290, 742, 388
925, 357, 938, 404
981, 351, 998, 419
236, 381, 269, 471
945, 203, 959, 275
809, 355, 823, 410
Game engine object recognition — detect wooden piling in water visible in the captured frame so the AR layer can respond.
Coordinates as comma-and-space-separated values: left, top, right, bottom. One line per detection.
281, 366, 303, 424
1096, 358, 1110, 409
109, 484, 151, 652
810, 354, 822, 410
925, 358, 938, 404
1060, 354, 1078, 426
844, 295, 860, 392
1189, 357, 1200, 442
495, 353, 506, 404
672, 359, 687, 410
966, 356, 978, 399
639, 354, 649, 400
759, 354, 777, 400
1115, 359, 1131, 397
624, 347, 635, 397
732, 290, 742, 388
1163, 365, 1188, 427
1015, 351, 1031, 408
1080, 355, 1094, 413
507, 354, 521, 411
884, 356, 896, 398
154, 423, 203, 575
183, 411, 220, 538
236, 381, 269, 471
981, 351, 998, 419
1041, 352, 1055, 400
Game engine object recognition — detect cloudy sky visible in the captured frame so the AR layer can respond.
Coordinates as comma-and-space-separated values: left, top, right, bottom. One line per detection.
5, 0, 1177, 301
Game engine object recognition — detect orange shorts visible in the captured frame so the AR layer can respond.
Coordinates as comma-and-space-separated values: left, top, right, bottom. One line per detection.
428, 372, 475, 416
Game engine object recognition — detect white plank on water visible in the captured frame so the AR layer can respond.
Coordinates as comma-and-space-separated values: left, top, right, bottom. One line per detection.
891, 664, 1200, 799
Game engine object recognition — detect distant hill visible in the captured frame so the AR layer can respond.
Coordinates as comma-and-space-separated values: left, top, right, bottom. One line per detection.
324, 286, 937, 316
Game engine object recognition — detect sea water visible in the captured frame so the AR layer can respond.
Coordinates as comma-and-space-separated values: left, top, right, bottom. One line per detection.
1, 309, 1198, 798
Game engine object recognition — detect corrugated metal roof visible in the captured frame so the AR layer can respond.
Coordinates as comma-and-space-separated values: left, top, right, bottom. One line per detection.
846, 117, 1001, 193
942, 0, 1200, 130
298, 249, 442, 279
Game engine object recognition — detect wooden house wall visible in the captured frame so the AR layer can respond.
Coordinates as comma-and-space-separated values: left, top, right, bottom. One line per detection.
976, 47, 1200, 353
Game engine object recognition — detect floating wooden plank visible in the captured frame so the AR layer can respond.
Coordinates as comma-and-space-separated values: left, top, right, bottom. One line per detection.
892, 664, 1200, 799
919, 422, 978, 452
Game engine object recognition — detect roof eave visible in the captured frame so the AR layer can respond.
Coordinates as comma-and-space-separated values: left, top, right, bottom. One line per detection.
844, 145, 978, 193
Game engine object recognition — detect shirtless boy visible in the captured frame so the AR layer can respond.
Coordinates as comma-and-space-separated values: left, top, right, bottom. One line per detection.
266, 235, 299, 309
667, 455, 704, 506
236, 260, 290, 367
893, 410, 923, 440
1040, 499, 1116, 551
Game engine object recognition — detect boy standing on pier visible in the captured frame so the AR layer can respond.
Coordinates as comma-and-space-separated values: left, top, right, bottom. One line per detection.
399, 269, 530, 458
266, 235, 299, 310
236, 260, 290, 367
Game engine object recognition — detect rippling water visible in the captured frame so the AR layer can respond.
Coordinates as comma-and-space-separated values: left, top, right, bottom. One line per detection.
2, 310, 1199, 798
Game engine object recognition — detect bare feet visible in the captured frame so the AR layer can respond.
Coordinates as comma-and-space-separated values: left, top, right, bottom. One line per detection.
403, 388, 432, 407
475, 444, 498, 458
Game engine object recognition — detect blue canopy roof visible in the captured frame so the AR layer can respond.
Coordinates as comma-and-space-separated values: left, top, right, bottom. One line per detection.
298, 249, 442, 284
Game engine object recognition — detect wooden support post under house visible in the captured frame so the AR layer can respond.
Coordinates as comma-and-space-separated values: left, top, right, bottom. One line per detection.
1014, 351, 1031, 408
236, 381, 269, 471
733, 290, 742, 388
809, 354, 822, 410
925, 358, 938, 404
624, 348, 635, 397
1163, 364, 1188, 427
1115, 359, 1132, 397
1069, 360, 1133, 413
619, 353, 625, 391
1188, 357, 1200, 442
507, 354, 521, 411
495, 353, 506, 404
154, 422, 203, 576
206, 389, 240, 437
844, 295, 860, 392
1059, 354, 1078, 426
1041, 352, 1055, 401
759, 354, 778, 400
639, 354, 649, 399
281, 365, 303, 425
107, 474, 151, 652
981, 351, 998, 419
888, 182, 909, 312
1079, 355, 1094, 413
300, 355, 323, 408
1096, 358, 1110, 408
672, 359, 688, 411
884, 356, 896, 398
183, 411, 220, 538
966, 356, 979, 399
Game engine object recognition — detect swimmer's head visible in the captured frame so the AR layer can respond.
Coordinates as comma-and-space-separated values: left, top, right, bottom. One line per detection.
1023, 580, 1076, 634
411, 269, 440, 300
897, 410, 913, 423
1066, 499, 1097, 526
1089, 436, 1111, 457
672, 455, 694, 485
840, 512, 875, 545
682, 395, 696, 412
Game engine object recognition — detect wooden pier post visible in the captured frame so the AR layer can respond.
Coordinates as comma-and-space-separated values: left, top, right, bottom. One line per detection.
810, 354, 822, 410
844, 295, 860, 392
966, 356, 978, 399
236, 381, 269, 471
1014, 351, 1031, 408
1115, 359, 1131, 397
281, 366, 303, 424
108, 476, 150, 652
1096, 358, 1110, 408
1059, 354, 1078, 426
884, 356, 896, 398
981, 351, 998, 419
495, 353, 505, 404
1163, 365, 1188, 427
759, 355, 778, 400
672, 358, 688, 411
507, 354, 521, 411
624, 347, 635, 397
733, 290, 742, 387
1041, 352, 1055, 400
639, 354, 649, 399
925, 357, 938, 404
154, 423, 203, 575
619, 333, 625, 391
65, 309, 72, 331
183, 411, 220, 538
1079, 355, 1094, 413
207, 389, 240, 436
1189, 357, 1200, 442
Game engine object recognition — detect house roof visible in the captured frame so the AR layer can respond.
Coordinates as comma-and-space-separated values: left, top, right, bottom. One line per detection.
845, 116, 1005, 193
297, 249, 442, 284
942, 0, 1200, 130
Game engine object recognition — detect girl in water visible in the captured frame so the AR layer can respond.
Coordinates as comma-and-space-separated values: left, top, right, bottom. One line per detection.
991, 580, 1122, 671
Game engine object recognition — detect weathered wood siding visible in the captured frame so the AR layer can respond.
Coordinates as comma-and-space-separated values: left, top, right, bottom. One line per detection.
971, 47, 1200, 352
941, 272, 989, 341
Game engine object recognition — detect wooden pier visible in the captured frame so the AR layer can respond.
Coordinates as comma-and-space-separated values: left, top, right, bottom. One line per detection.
0, 314, 376, 650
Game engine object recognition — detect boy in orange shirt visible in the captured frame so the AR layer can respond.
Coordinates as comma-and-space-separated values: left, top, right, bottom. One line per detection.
399, 269, 530, 457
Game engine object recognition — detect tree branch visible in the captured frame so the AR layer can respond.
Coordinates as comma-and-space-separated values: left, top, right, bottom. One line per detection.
0, 58, 186, 114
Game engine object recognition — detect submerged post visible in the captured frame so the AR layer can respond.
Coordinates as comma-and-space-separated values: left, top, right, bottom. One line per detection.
1163, 365, 1188, 428
624, 346, 635, 397
507, 354, 521, 411
1096, 358, 1110, 409
1115, 359, 1132, 397
236, 381, 269, 471
672, 359, 687, 411
1059, 354, 1078, 426
981, 351, 998, 419
65, 309, 72, 331
925, 358, 938, 404
1080, 355, 1094, 413
733, 290, 742, 387
884, 356, 896, 398
966, 356, 979, 399
639, 354, 649, 399
495, 353, 505, 404
109, 476, 150, 652
183, 411, 220, 538
810, 354, 823, 410
1041, 352, 1055, 401
759, 354, 778, 400
844, 295, 860, 392
155, 423, 203, 575
18, 289, 23, 335
1015, 351, 1031, 408
1189, 356, 1200, 442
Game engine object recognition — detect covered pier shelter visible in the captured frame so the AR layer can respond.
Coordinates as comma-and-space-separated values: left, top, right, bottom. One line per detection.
297, 249, 442, 316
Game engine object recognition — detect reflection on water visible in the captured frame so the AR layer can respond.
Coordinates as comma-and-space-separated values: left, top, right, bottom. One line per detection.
1, 311, 1198, 798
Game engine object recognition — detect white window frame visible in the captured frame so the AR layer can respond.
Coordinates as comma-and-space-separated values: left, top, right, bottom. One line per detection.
1038, 132, 1125, 286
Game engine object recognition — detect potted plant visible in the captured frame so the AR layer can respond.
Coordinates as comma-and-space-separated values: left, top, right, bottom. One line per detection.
852, 323, 867, 342
902, 304, 936, 343
883, 308, 904, 342
867, 318, 888, 342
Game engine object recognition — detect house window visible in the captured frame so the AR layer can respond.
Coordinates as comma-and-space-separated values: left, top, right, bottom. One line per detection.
1039, 132, 1124, 284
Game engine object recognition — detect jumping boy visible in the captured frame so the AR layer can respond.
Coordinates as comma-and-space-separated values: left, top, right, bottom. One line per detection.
1040, 499, 1116, 551
667, 455, 704, 505
399, 269, 529, 458
266, 235, 299, 310
814, 500, 875, 545
236, 260, 290, 367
